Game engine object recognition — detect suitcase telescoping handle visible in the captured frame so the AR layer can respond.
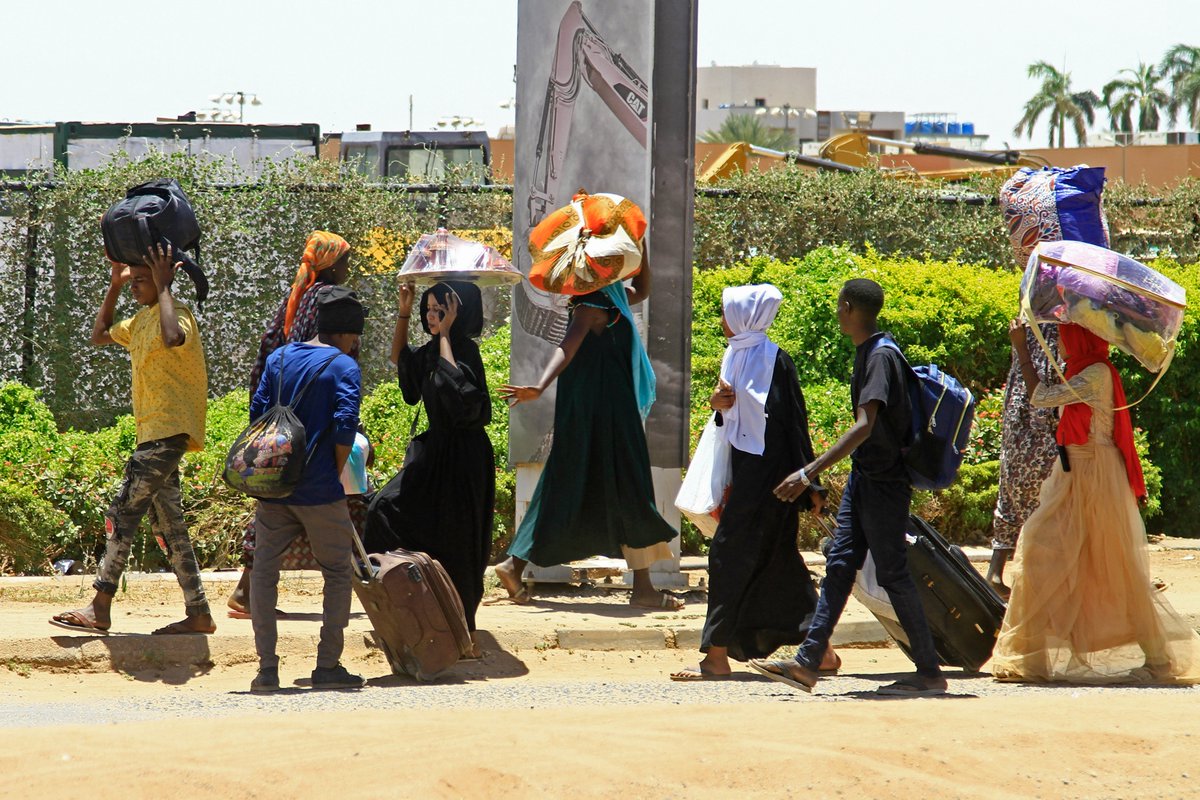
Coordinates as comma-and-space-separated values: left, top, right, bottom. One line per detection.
348, 524, 377, 581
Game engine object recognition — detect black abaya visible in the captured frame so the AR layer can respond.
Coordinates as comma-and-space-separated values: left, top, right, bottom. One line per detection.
700, 348, 820, 661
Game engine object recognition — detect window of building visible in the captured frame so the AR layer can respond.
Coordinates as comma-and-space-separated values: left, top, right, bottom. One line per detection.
702, 99, 709, 109
754, 98, 766, 108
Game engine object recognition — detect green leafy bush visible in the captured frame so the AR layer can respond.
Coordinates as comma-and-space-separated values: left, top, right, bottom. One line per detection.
0, 480, 76, 574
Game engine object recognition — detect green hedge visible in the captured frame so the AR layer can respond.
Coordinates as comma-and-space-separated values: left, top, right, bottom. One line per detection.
0, 243, 1190, 573
686, 247, 1173, 549
5, 155, 1199, 429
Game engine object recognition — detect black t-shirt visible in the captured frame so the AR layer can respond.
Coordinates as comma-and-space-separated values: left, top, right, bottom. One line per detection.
850, 332, 911, 482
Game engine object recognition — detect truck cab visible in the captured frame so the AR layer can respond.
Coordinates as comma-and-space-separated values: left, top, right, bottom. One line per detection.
339, 130, 491, 183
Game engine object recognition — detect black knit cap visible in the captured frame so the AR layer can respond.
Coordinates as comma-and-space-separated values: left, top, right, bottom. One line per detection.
317, 286, 368, 334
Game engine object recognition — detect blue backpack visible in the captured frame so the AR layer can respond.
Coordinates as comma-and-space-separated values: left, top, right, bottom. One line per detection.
874, 338, 975, 491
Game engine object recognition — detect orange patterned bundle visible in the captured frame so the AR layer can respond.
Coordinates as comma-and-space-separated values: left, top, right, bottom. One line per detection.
528, 190, 647, 295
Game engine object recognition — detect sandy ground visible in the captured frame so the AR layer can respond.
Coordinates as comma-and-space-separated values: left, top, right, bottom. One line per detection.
0, 544, 1198, 799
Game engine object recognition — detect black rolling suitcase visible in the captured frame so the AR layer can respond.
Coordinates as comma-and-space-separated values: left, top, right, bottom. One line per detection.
836, 514, 1007, 673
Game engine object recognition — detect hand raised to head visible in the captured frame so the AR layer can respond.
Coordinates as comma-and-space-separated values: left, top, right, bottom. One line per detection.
440, 288, 460, 332
398, 280, 416, 315
144, 243, 181, 291
1009, 317, 1030, 353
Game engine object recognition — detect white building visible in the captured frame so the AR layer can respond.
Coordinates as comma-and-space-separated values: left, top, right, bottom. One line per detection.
696, 64, 818, 146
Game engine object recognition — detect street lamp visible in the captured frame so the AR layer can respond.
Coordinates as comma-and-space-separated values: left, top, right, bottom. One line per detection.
436, 115, 485, 130
205, 92, 262, 123
755, 103, 816, 140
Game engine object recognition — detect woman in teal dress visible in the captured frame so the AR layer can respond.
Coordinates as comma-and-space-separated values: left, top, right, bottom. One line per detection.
498, 257, 683, 610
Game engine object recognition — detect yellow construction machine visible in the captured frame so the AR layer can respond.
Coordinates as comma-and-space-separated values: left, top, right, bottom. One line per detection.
698, 132, 1050, 184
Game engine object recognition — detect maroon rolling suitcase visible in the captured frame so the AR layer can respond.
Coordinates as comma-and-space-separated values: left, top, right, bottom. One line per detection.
350, 531, 472, 681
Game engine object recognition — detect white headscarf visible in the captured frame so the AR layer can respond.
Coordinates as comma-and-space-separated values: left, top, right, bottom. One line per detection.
718, 284, 783, 455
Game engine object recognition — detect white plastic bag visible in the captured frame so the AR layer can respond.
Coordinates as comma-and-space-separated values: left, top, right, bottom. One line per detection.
674, 415, 732, 538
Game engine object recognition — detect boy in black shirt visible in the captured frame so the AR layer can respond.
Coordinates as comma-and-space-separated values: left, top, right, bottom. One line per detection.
750, 279, 947, 696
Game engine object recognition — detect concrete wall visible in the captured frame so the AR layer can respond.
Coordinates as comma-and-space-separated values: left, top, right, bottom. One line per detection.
472, 141, 1200, 189
874, 143, 1200, 187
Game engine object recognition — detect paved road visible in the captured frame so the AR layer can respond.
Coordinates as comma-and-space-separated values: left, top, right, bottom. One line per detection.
5, 664, 1195, 730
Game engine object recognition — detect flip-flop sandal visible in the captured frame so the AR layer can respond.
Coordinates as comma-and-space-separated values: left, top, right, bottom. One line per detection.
876, 677, 947, 697
632, 592, 684, 611
484, 586, 532, 606
151, 621, 217, 636
670, 666, 732, 682
226, 608, 286, 619
748, 659, 816, 693
48, 611, 110, 635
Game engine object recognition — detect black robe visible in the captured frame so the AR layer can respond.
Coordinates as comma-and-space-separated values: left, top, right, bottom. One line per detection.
365, 337, 495, 631
701, 348, 820, 661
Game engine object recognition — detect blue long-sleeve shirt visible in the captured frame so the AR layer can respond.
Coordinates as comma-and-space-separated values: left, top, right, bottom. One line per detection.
251, 342, 361, 506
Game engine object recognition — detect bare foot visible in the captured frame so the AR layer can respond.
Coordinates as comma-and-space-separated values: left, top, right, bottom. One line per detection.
630, 590, 684, 611
151, 614, 217, 635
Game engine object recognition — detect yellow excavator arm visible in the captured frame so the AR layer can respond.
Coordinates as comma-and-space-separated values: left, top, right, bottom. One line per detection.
696, 132, 1049, 184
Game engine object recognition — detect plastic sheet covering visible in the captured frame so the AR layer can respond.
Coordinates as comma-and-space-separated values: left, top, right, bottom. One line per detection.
398, 228, 523, 286
1021, 240, 1186, 373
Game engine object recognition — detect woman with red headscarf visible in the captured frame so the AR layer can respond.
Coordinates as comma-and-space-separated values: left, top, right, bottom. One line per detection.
993, 321, 1200, 684
226, 231, 353, 617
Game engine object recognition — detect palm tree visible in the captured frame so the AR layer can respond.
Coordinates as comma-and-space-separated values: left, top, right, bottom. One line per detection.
700, 114, 794, 150
1013, 61, 1100, 148
1102, 62, 1170, 133
1160, 44, 1200, 130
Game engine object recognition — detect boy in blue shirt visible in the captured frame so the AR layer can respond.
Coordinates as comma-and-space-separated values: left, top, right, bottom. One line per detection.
249, 287, 366, 692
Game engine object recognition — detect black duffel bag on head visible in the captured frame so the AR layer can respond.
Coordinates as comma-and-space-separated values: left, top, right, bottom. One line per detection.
101, 178, 209, 306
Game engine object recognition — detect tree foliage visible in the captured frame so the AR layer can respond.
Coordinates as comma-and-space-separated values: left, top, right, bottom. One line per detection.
699, 113, 794, 150
1160, 43, 1200, 130
1014, 61, 1100, 147
1103, 62, 1170, 133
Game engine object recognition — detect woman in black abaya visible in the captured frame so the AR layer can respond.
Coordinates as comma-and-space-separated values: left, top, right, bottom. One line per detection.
366, 281, 495, 657
671, 284, 837, 680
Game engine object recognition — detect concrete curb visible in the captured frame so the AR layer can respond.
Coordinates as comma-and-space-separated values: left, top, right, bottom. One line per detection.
5, 618, 895, 672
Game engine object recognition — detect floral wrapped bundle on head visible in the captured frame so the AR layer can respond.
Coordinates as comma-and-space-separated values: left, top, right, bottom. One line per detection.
528, 190, 646, 295
1021, 240, 1186, 374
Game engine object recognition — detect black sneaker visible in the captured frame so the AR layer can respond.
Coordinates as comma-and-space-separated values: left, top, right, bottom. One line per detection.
311, 663, 365, 690
250, 666, 280, 693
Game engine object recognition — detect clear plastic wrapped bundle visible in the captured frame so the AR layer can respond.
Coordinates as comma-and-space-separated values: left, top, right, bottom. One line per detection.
398, 228, 524, 286
1021, 240, 1186, 373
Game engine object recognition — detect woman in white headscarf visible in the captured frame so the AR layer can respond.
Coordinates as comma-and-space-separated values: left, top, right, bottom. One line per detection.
672, 284, 837, 680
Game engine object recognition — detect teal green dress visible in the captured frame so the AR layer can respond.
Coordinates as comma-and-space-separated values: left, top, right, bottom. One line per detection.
508, 291, 676, 567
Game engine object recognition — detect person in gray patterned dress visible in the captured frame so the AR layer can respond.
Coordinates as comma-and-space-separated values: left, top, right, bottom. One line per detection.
988, 323, 1061, 597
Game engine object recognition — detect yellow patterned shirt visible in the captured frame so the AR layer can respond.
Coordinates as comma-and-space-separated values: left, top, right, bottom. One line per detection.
109, 303, 207, 451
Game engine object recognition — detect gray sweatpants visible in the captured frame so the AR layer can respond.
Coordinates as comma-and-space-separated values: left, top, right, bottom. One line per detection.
250, 499, 354, 670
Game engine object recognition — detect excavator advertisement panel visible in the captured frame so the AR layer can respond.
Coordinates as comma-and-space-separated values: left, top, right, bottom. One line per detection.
511, 0, 695, 471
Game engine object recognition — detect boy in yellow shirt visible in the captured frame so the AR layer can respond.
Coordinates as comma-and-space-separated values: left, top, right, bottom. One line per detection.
51, 244, 214, 635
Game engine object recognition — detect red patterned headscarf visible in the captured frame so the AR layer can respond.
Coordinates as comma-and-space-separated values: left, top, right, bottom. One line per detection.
284, 231, 351, 337
1056, 324, 1146, 499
